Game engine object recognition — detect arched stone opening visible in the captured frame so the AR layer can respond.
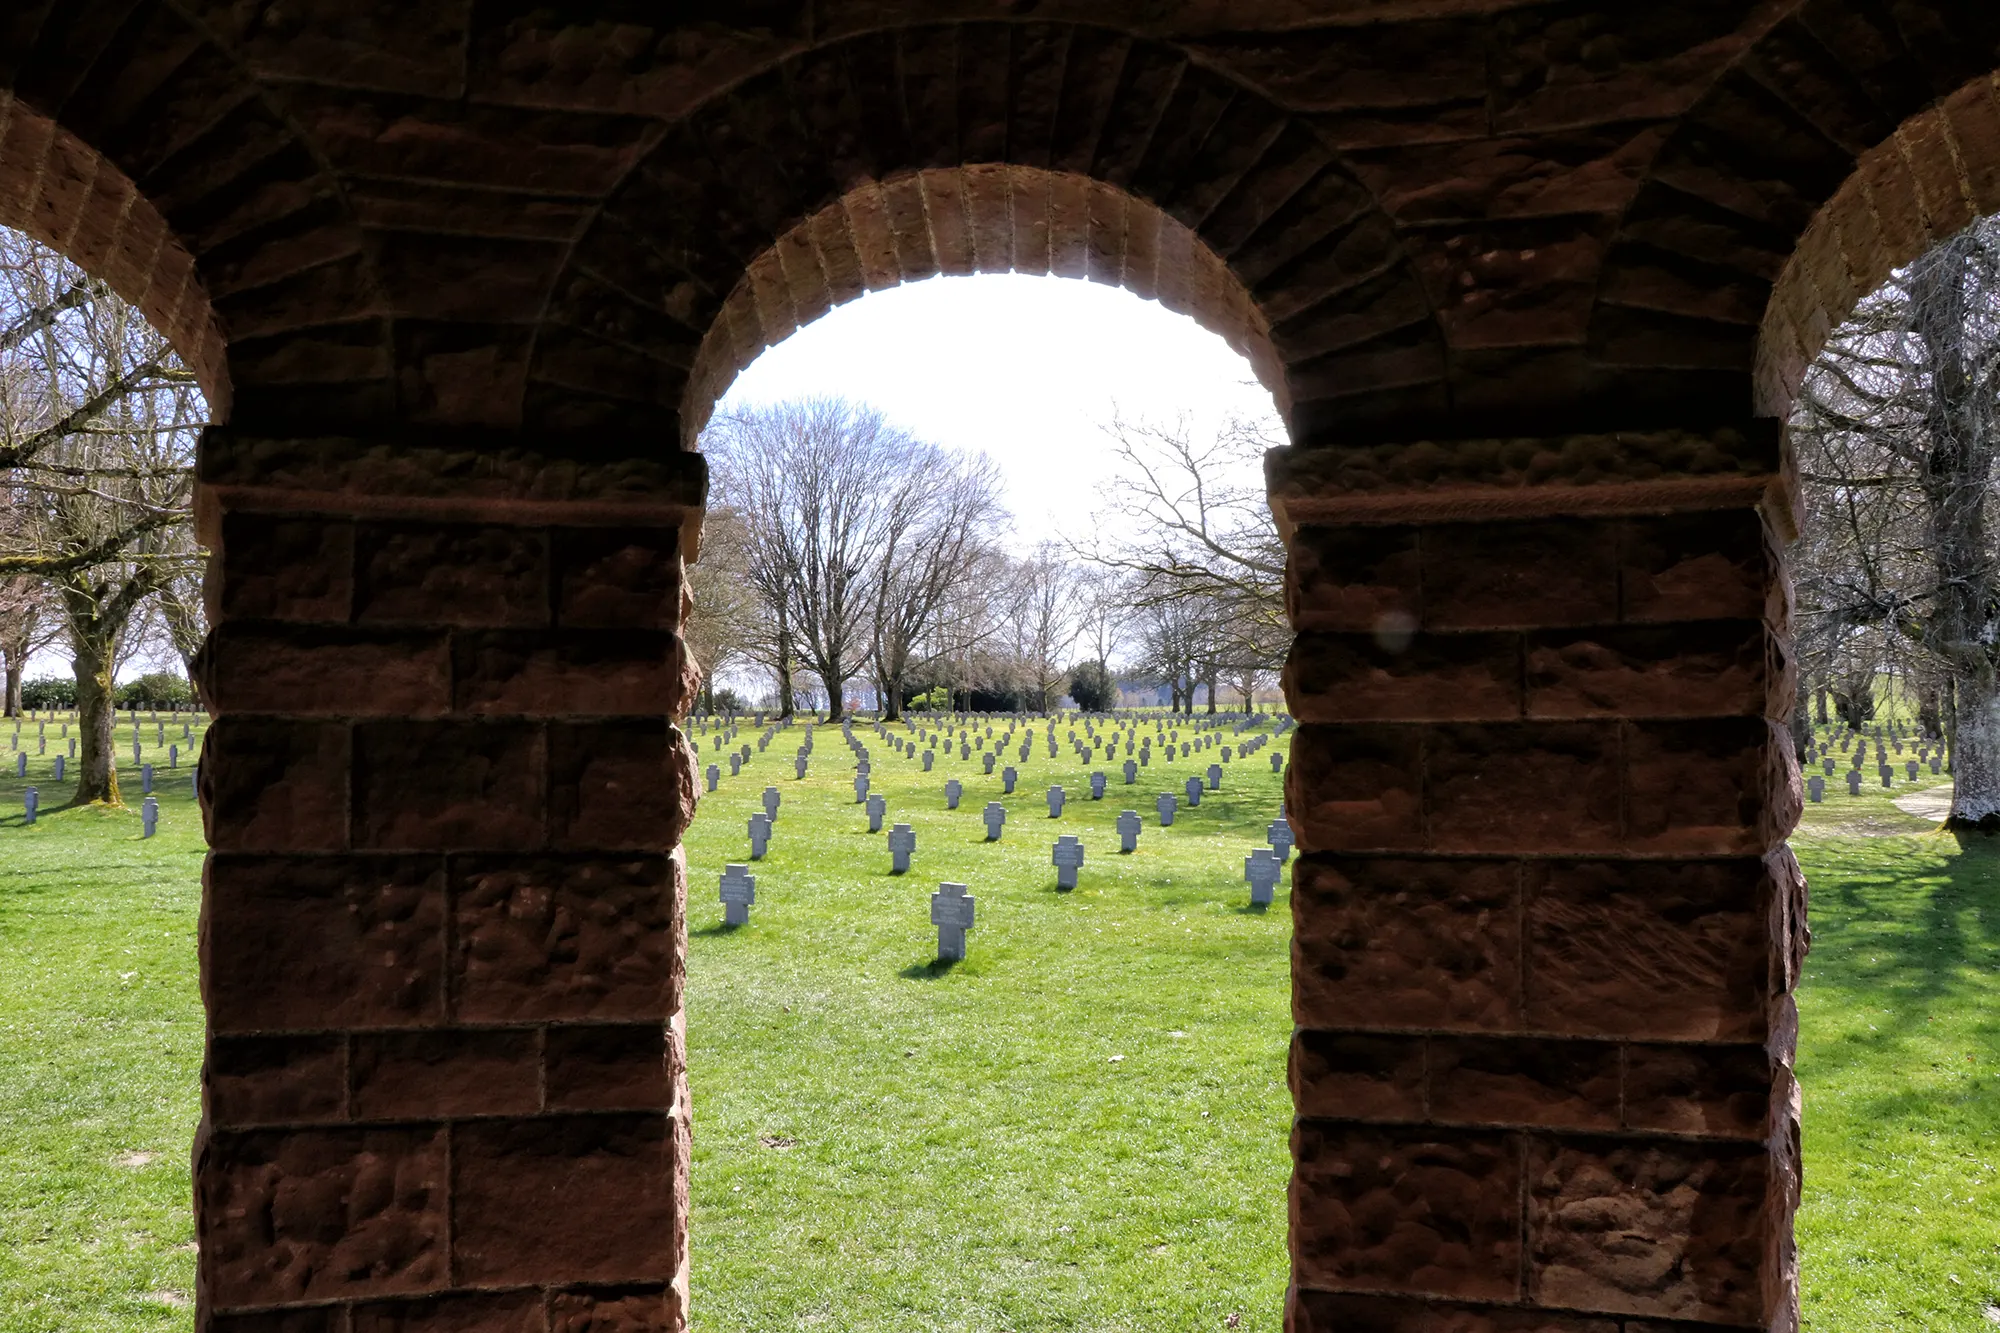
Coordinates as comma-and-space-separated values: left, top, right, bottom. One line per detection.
0, 95, 226, 415
678, 164, 1291, 446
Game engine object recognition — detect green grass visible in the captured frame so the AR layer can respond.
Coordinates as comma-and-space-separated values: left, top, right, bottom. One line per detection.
1, 709, 1997, 1329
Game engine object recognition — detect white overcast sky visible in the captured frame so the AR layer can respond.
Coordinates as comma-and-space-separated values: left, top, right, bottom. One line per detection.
715, 271, 1283, 550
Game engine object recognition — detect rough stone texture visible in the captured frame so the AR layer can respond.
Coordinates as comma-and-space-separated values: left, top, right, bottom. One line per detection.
18, 0, 1953, 1323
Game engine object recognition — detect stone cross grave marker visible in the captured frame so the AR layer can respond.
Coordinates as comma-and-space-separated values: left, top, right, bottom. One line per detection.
1822, 758, 1835, 774
1807, 775, 1824, 803
983, 752, 996, 774
795, 756, 809, 779
931, 882, 975, 961
1245, 848, 1281, 906
1221, 747, 1231, 762
763, 787, 781, 823
1047, 785, 1065, 817
706, 764, 720, 793
854, 773, 870, 803
1052, 835, 1085, 890
889, 824, 915, 874
1123, 760, 1137, 784
1184, 775, 1203, 807
142, 763, 154, 795
748, 813, 771, 859
142, 796, 159, 839
923, 750, 934, 771
1906, 760, 1919, 780
1206, 763, 1222, 791
867, 793, 887, 832
720, 864, 756, 925
1156, 792, 1176, 826
22, 786, 35, 824
983, 802, 1007, 841
52, 757, 64, 781
1268, 817, 1295, 863
1002, 765, 1017, 794
1090, 771, 1106, 800
1933, 756, 1943, 774
1116, 809, 1141, 852
1846, 769, 1862, 796
945, 779, 964, 809
730, 753, 741, 776
1270, 753, 1283, 774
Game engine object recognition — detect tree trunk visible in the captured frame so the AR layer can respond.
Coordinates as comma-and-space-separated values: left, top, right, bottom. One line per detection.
70, 630, 120, 806
774, 616, 795, 720
1788, 673, 1812, 764
1949, 670, 2000, 824
1917, 686, 1944, 740
882, 669, 903, 721
1205, 665, 1218, 715
821, 669, 847, 722
1813, 685, 1828, 725
3, 656, 20, 717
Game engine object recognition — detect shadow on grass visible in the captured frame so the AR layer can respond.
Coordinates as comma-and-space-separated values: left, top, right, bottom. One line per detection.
899, 957, 960, 980
691, 921, 744, 938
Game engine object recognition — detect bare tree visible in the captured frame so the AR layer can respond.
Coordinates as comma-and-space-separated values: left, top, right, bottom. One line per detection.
706, 399, 908, 722
1791, 215, 2000, 826
682, 504, 762, 715
0, 570, 59, 714
868, 445, 1006, 720
0, 230, 204, 805
1002, 542, 1086, 712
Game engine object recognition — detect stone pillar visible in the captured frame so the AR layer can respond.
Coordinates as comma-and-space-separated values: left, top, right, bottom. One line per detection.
1273, 425, 1807, 1332
190, 428, 704, 1330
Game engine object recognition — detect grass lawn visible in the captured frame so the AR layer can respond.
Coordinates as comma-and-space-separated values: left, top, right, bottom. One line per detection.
0, 710, 1996, 1329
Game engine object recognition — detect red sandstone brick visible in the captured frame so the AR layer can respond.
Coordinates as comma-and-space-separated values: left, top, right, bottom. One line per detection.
1011, 167, 1052, 274
452, 855, 675, 1023
553, 527, 683, 632
352, 1290, 546, 1333
204, 624, 450, 717
1525, 622, 1772, 720
1623, 719, 1796, 856
205, 854, 446, 1033
200, 719, 350, 852
1427, 722, 1622, 855
1618, 512, 1779, 626
546, 1024, 671, 1111
1526, 1135, 1770, 1323
451, 630, 686, 717
350, 1029, 540, 1120
1292, 857, 1521, 1033
355, 523, 549, 628
549, 720, 691, 851
451, 1114, 676, 1284
1524, 859, 1775, 1042
1288, 523, 1423, 633
206, 1034, 348, 1127
1428, 1037, 1621, 1131
1287, 631, 1522, 722
1288, 1030, 1426, 1121
198, 1125, 447, 1306
1284, 724, 1425, 853
214, 512, 354, 625
549, 1286, 677, 1332
1047, 172, 1092, 280
352, 720, 547, 851
1287, 1290, 1618, 1332
1623, 1044, 1772, 1140
1943, 80, 2000, 218
1292, 1120, 1521, 1300
1423, 520, 1619, 629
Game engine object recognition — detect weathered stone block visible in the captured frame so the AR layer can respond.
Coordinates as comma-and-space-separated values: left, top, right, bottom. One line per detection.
1525, 621, 1773, 719
205, 854, 446, 1032
200, 718, 350, 851
1288, 1030, 1425, 1121
546, 1023, 671, 1110
351, 1290, 546, 1333
1292, 1120, 1522, 1300
1288, 1290, 1619, 1332
451, 1114, 676, 1284
206, 1033, 347, 1127
1284, 724, 1424, 853
1624, 718, 1797, 856
1618, 510, 1779, 626
1427, 722, 1622, 854
1287, 631, 1522, 722
350, 1029, 540, 1120
1287, 522, 1422, 632
1622, 1043, 1773, 1139
549, 720, 691, 850
452, 855, 674, 1022
214, 512, 353, 623
355, 522, 548, 627
451, 629, 688, 716
1293, 856, 1521, 1033
203, 624, 450, 717
1525, 859, 1775, 1042
549, 1285, 679, 1333
1526, 1135, 1771, 1323
1427, 1037, 1621, 1131
198, 1125, 447, 1306
353, 720, 546, 851
1423, 519, 1619, 629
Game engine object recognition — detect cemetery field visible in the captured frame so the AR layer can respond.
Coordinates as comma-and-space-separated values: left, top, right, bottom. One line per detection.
0, 710, 1996, 1330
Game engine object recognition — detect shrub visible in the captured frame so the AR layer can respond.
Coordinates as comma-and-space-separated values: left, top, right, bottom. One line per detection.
20, 677, 76, 709
1068, 661, 1116, 712
114, 672, 193, 709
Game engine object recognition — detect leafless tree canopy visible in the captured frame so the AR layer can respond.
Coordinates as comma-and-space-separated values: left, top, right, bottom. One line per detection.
1792, 214, 2000, 824
0, 229, 205, 801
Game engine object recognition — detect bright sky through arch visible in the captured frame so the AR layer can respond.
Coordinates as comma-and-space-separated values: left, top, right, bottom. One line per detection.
713, 272, 1285, 551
